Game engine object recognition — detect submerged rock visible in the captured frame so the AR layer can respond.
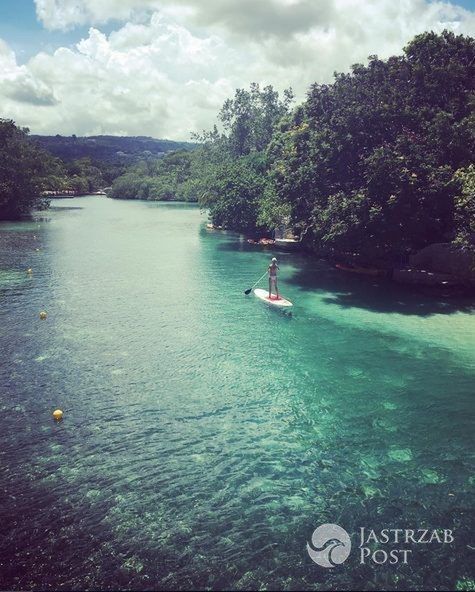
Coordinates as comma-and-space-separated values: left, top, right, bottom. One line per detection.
420, 469, 445, 484
388, 448, 413, 462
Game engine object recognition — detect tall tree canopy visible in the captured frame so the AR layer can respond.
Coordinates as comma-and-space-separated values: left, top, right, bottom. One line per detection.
266, 31, 475, 261
218, 83, 294, 156
195, 83, 294, 229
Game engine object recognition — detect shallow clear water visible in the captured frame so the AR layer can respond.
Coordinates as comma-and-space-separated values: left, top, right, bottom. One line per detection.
0, 197, 473, 590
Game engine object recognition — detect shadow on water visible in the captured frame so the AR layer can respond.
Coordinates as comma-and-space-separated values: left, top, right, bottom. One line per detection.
216, 238, 475, 317
289, 259, 475, 317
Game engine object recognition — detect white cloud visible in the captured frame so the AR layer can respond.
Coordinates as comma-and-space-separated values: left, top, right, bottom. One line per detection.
0, 39, 58, 109
35, 0, 163, 31
0, 1, 473, 138
0, 16, 237, 138
34, 0, 336, 36
34, 0, 475, 40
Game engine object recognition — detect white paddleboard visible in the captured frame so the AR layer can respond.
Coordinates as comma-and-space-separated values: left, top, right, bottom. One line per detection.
254, 288, 293, 308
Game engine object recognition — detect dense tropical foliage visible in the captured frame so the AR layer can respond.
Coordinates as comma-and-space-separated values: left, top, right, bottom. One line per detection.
109, 150, 202, 201
267, 31, 475, 261
43, 156, 115, 194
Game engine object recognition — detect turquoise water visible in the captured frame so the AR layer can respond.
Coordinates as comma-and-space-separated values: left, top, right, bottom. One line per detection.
0, 197, 473, 590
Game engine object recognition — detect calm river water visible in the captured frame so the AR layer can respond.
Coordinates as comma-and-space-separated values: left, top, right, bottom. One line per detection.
0, 197, 474, 590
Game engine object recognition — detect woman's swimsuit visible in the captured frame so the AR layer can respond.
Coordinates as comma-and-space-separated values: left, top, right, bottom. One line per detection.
269, 266, 278, 285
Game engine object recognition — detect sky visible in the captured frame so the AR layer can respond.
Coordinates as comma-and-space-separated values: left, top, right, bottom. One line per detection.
0, 0, 474, 140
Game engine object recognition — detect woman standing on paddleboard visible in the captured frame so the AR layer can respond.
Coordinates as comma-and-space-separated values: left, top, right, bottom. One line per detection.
268, 257, 280, 300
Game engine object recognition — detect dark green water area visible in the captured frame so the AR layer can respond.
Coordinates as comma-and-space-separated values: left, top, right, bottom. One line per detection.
0, 197, 473, 590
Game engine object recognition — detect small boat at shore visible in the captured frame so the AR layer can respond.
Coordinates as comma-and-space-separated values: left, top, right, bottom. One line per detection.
275, 238, 301, 251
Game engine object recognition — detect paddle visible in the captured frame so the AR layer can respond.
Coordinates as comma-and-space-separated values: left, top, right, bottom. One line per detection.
244, 271, 268, 295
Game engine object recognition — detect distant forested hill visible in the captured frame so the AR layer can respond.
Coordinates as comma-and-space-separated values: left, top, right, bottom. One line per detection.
31, 134, 198, 163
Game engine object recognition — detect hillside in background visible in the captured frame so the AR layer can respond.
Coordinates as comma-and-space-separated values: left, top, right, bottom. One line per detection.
31, 134, 198, 164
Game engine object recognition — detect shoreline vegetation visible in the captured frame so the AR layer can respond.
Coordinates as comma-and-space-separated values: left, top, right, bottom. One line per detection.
1, 31, 474, 290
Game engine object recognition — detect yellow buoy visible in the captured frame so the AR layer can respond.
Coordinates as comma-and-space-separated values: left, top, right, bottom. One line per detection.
53, 409, 63, 421
27, 268, 33, 274
39, 311, 47, 320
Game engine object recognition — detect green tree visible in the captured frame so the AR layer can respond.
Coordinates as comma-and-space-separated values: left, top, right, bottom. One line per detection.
193, 84, 293, 227
200, 152, 268, 232
218, 83, 293, 156
0, 119, 52, 219
65, 158, 104, 193
109, 173, 142, 199
453, 165, 475, 245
